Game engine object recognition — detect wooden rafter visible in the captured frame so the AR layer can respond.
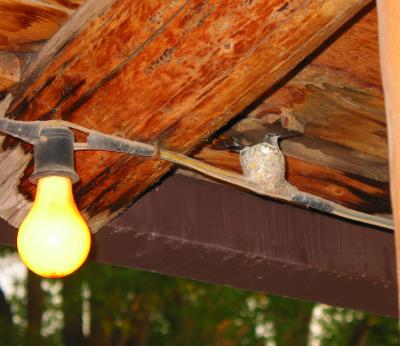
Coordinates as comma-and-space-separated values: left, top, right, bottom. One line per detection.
179, 6, 391, 216
239, 7, 385, 160
0, 0, 372, 231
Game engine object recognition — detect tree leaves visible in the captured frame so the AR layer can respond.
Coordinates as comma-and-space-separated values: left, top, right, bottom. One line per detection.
0, 245, 398, 346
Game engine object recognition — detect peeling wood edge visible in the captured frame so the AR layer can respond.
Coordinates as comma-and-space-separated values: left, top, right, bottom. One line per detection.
0, 95, 32, 227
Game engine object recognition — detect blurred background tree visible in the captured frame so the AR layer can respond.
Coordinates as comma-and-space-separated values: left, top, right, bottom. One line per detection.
0, 245, 398, 346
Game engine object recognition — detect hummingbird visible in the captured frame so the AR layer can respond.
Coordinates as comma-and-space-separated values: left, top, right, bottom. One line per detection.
225, 130, 299, 152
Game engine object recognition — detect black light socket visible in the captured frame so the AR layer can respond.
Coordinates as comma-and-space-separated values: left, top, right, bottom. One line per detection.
30, 126, 79, 184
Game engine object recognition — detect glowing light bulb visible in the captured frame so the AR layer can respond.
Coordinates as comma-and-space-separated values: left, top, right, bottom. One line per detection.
17, 176, 91, 278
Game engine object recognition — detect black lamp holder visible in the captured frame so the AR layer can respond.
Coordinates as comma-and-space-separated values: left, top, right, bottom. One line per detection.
0, 119, 156, 184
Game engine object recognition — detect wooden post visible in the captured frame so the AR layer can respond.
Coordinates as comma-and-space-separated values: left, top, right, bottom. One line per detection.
376, 0, 400, 317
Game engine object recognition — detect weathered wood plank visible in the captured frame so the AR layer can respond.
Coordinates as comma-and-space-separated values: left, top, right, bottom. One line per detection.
2, 0, 371, 230
0, 0, 85, 52
0, 52, 20, 91
376, 0, 400, 318
189, 5, 391, 216
280, 137, 389, 183
244, 7, 387, 160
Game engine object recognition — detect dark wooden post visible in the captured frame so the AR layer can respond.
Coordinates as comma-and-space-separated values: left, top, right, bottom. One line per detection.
376, 0, 400, 318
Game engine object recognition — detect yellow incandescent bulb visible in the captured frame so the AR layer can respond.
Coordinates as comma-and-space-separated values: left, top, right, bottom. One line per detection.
17, 176, 91, 278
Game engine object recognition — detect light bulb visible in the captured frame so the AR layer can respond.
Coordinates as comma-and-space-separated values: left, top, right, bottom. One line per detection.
17, 176, 91, 278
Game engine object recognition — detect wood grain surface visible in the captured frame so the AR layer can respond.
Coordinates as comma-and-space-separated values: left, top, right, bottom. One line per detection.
1, 0, 371, 230
191, 6, 391, 215
243, 7, 387, 159
0, 0, 85, 52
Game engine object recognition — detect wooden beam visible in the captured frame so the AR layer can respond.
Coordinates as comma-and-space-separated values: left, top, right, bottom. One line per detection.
1, 0, 371, 231
376, 0, 400, 317
190, 6, 391, 216
229, 7, 386, 159
0, 174, 397, 317
0, 0, 85, 52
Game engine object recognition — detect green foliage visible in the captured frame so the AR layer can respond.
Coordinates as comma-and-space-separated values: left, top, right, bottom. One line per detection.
266, 295, 315, 346
0, 245, 398, 346
82, 262, 269, 346
313, 306, 399, 346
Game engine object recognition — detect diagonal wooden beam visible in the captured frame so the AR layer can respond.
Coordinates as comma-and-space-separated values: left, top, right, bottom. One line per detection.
229, 7, 387, 162
1, 0, 371, 230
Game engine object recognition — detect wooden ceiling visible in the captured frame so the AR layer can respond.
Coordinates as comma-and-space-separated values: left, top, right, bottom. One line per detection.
0, 0, 391, 231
